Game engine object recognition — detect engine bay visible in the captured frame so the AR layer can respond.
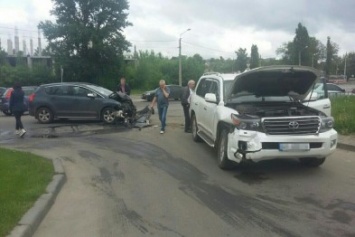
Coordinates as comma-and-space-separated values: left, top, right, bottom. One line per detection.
231, 102, 321, 118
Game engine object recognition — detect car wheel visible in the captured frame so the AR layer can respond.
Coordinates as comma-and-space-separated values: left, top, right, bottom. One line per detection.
299, 157, 326, 167
36, 107, 54, 124
102, 107, 116, 124
191, 114, 202, 142
217, 128, 235, 170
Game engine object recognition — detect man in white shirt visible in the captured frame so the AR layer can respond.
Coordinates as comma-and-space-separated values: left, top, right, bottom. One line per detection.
180, 80, 195, 133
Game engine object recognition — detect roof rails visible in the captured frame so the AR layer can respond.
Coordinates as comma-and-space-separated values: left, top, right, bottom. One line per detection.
203, 72, 220, 76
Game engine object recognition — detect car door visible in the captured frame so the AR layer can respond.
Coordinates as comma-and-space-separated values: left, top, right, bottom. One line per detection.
71, 86, 98, 118
201, 79, 219, 138
45, 85, 76, 117
194, 78, 213, 134
305, 81, 331, 117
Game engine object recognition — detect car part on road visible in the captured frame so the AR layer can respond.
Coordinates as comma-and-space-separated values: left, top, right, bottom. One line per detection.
37, 107, 54, 124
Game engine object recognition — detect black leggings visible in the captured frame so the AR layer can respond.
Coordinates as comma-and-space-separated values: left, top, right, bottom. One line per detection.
13, 111, 24, 130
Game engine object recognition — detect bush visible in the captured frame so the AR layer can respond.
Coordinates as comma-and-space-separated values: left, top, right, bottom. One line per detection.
331, 96, 355, 134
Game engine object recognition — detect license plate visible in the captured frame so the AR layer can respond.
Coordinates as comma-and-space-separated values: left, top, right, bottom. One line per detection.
279, 143, 310, 152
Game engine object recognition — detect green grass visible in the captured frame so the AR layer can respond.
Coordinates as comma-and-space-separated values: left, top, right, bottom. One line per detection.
0, 148, 54, 236
331, 96, 355, 135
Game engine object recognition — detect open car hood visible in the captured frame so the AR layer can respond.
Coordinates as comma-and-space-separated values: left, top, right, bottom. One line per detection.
228, 66, 319, 101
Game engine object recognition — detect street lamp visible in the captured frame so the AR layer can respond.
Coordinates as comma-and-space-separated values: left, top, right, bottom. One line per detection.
298, 45, 308, 66
179, 28, 191, 86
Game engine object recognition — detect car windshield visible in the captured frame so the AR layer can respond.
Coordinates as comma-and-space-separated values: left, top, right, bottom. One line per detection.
86, 84, 113, 96
223, 80, 234, 97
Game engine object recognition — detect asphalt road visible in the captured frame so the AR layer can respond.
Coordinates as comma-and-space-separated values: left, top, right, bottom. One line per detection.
0, 100, 355, 237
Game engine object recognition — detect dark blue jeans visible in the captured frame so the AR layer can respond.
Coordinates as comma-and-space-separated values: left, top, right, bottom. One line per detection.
157, 104, 168, 131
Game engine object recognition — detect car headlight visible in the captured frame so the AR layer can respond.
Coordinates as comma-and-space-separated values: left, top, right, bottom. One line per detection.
231, 114, 262, 131
320, 116, 334, 132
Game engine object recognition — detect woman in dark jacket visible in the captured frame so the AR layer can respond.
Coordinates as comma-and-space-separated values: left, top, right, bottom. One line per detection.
9, 82, 26, 137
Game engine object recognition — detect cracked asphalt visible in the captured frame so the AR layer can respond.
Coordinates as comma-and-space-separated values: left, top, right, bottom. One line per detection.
0, 100, 355, 237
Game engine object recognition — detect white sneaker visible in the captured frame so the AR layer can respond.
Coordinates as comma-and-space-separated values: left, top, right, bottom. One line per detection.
15, 130, 20, 135
160, 130, 164, 134
19, 129, 26, 137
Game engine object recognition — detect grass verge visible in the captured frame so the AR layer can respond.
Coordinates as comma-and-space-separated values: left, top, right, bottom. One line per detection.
331, 96, 355, 135
0, 148, 54, 236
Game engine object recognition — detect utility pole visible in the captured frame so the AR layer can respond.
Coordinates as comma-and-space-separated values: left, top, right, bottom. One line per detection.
178, 28, 191, 86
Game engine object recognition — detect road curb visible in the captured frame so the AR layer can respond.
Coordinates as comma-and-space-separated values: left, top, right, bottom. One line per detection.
7, 158, 66, 237
337, 142, 355, 152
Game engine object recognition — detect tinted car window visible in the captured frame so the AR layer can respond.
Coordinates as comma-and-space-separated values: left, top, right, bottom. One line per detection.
73, 86, 90, 97
45, 85, 71, 96
196, 79, 212, 97
326, 84, 343, 92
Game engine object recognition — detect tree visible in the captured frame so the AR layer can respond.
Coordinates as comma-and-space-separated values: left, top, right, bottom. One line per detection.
345, 52, 355, 79
235, 48, 248, 72
293, 23, 310, 66
250, 45, 260, 69
39, 0, 131, 86
325, 37, 339, 75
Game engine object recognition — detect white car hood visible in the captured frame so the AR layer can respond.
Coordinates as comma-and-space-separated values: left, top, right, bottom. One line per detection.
228, 66, 319, 101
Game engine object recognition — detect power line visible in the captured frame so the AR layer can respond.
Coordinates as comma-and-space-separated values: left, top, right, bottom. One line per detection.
183, 41, 234, 55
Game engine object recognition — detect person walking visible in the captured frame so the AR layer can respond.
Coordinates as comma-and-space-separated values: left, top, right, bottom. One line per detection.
9, 82, 26, 137
117, 77, 131, 95
150, 80, 170, 134
181, 80, 195, 133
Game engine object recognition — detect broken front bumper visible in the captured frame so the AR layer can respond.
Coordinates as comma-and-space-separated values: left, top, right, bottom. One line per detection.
227, 129, 338, 163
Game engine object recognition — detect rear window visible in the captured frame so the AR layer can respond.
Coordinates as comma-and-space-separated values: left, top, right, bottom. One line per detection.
23, 87, 36, 96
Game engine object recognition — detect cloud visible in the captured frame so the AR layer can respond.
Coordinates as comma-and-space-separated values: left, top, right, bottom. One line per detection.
1, 0, 354, 58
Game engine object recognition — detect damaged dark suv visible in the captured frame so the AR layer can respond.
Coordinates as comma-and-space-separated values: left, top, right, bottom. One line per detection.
29, 82, 122, 124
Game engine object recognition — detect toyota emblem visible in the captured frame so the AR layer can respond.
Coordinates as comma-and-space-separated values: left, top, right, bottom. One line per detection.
289, 121, 299, 129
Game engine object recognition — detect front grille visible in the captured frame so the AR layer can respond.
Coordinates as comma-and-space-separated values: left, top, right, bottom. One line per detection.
262, 116, 321, 135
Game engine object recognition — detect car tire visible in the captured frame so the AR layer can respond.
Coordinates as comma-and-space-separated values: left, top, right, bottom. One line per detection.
101, 107, 116, 124
299, 157, 326, 167
217, 128, 235, 170
191, 114, 202, 142
36, 107, 54, 124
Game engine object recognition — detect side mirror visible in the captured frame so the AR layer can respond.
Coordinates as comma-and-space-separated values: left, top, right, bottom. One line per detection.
205, 93, 217, 103
87, 93, 97, 98
305, 92, 319, 101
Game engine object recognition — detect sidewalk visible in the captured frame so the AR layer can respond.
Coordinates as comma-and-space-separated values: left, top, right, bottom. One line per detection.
337, 134, 355, 152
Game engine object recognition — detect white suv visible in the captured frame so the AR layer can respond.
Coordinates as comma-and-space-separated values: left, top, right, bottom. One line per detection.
190, 66, 338, 169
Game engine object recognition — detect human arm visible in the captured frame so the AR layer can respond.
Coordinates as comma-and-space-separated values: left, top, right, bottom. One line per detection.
162, 86, 170, 98
126, 85, 131, 95
181, 87, 189, 105
150, 96, 157, 108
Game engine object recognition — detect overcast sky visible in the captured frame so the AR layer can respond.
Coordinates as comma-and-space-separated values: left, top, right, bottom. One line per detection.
0, 0, 354, 59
